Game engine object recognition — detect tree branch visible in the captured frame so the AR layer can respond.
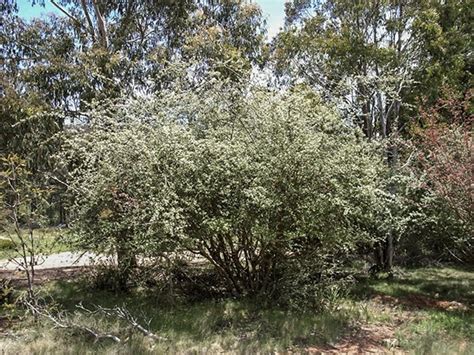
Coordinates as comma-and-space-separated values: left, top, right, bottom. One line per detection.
76, 303, 166, 341
80, 0, 96, 43
91, 0, 108, 48
49, 0, 83, 27
24, 300, 122, 343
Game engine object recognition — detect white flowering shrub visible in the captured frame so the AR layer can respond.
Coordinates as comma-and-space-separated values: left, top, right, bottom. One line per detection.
62, 86, 386, 294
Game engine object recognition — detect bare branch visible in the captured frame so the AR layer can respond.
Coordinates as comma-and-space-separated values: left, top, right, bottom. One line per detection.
50, 0, 83, 27
24, 300, 122, 343
76, 303, 165, 341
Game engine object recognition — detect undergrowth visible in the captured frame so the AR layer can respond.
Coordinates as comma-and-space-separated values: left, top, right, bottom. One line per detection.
1, 266, 472, 354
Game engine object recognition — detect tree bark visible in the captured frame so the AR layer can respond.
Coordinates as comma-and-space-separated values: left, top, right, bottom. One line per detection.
116, 231, 136, 289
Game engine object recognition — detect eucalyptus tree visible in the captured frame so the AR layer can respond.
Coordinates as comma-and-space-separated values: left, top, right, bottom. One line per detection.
274, 0, 421, 140
273, 0, 472, 137
409, 0, 473, 106
3, 0, 266, 113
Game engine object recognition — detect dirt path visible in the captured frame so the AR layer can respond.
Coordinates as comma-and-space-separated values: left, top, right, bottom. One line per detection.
0, 251, 108, 271
0, 251, 113, 286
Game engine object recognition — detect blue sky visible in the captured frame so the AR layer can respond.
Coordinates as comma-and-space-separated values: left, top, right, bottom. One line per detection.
254, 0, 286, 38
16, 0, 286, 39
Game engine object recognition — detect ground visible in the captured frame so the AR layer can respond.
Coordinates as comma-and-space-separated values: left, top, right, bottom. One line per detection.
0, 232, 472, 353
0, 260, 472, 354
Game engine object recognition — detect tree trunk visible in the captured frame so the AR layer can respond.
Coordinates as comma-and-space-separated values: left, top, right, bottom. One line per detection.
385, 233, 394, 272
116, 232, 136, 289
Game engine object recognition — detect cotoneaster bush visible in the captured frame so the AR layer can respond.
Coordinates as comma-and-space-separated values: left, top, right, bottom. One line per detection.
62, 86, 387, 297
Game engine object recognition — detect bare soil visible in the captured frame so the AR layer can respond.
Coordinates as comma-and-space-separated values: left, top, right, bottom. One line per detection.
305, 323, 400, 354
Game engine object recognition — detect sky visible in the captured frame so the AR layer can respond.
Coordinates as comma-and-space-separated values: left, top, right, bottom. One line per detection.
16, 0, 286, 39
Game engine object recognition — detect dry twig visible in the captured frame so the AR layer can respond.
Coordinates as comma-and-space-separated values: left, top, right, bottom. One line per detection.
76, 303, 165, 341
23, 300, 121, 343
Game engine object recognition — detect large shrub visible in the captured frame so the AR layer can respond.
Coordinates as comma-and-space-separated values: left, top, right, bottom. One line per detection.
63, 87, 386, 293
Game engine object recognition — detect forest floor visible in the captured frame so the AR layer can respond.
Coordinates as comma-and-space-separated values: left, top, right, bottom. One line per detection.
0, 263, 472, 354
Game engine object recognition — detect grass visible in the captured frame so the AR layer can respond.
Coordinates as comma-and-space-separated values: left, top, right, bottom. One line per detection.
2, 280, 352, 353
1, 265, 473, 354
354, 266, 474, 304
352, 266, 474, 354
0, 228, 73, 260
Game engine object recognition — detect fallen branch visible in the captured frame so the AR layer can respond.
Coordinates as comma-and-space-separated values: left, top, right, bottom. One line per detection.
24, 300, 121, 343
76, 303, 165, 341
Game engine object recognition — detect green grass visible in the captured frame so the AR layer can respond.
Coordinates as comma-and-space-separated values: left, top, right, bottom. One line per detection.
2, 280, 352, 353
396, 311, 474, 355
1, 265, 473, 354
353, 266, 474, 304
0, 228, 73, 260
352, 266, 474, 354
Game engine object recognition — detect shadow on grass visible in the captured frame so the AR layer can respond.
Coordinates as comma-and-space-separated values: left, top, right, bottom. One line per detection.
40, 279, 352, 352
352, 266, 473, 302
